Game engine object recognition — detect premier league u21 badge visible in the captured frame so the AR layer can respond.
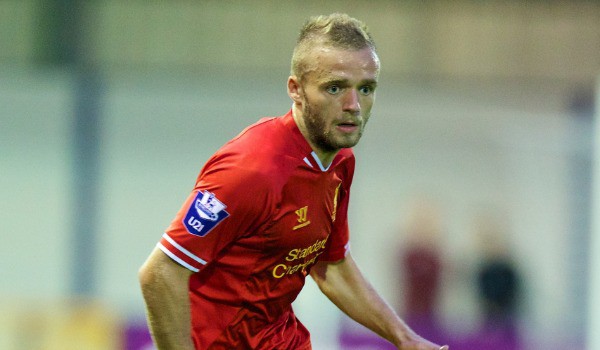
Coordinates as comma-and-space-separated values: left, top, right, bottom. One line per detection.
183, 190, 230, 236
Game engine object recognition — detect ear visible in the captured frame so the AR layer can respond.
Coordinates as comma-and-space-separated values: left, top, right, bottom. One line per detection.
287, 76, 303, 104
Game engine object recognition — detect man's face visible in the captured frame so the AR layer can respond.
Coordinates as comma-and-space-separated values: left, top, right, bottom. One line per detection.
295, 46, 380, 154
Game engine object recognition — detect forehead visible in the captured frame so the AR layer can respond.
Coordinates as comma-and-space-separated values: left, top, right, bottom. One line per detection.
302, 46, 380, 84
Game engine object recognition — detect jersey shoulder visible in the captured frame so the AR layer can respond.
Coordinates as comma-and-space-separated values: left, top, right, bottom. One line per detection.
200, 116, 303, 192
333, 148, 356, 182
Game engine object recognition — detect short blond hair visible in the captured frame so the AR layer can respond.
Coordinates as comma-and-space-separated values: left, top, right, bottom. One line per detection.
291, 13, 377, 79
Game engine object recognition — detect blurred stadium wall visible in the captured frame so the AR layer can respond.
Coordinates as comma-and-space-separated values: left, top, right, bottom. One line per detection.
1, 1, 599, 349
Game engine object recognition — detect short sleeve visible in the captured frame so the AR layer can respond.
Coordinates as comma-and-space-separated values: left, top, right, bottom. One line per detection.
158, 154, 275, 272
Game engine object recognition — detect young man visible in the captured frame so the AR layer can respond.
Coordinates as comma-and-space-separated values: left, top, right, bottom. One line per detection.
139, 13, 448, 350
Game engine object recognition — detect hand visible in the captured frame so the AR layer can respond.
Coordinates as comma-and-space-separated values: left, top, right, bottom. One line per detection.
399, 341, 449, 350
396, 336, 449, 350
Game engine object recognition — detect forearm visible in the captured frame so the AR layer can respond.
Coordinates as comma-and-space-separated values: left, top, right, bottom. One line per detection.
139, 247, 195, 350
334, 279, 411, 346
312, 257, 413, 347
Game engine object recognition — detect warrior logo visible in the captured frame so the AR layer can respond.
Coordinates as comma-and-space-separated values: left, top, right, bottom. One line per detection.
293, 206, 311, 230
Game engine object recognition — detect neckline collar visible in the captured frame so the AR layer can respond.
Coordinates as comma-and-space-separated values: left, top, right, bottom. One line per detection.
282, 110, 342, 172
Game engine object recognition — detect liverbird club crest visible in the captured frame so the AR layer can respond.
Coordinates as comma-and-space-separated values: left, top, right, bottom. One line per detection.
183, 190, 230, 236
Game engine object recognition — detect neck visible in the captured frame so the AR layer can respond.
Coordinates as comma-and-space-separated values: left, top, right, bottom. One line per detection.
312, 148, 337, 169
291, 105, 339, 167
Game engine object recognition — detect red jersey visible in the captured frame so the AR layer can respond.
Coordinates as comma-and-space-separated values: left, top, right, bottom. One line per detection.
158, 110, 355, 349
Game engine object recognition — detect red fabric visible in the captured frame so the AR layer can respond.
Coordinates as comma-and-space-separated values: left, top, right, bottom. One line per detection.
402, 245, 441, 316
158, 111, 354, 349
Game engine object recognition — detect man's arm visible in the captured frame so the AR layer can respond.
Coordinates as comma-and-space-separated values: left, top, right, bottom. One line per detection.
310, 253, 448, 350
139, 247, 195, 350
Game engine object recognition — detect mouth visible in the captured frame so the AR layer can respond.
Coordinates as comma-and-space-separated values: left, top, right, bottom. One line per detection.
336, 121, 359, 133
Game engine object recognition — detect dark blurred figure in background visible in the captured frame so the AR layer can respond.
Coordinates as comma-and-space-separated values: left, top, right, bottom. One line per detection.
473, 214, 521, 350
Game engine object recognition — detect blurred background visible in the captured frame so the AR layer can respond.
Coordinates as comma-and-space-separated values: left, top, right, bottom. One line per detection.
1, 1, 599, 349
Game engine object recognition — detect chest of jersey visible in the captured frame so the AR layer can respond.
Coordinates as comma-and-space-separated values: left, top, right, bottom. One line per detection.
268, 168, 341, 244
257, 167, 342, 277
195, 164, 345, 303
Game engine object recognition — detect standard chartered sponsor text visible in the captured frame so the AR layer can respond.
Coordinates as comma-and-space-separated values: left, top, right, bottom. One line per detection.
272, 237, 328, 278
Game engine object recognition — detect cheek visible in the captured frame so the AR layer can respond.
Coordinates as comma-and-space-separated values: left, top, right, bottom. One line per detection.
363, 114, 371, 127
360, 95, 375, 109
307, 97, 333, 116
319, 96, 343, 115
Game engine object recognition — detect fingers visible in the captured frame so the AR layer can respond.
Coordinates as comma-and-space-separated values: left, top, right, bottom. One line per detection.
439, 346, 449, 350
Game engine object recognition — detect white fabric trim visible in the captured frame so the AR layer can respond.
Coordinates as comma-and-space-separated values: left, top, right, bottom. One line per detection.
303, 157, 313, 168
157, 243, 200, 272
344, 242, 351, 255
162, 233, 207, 265
311, 151, 331, 172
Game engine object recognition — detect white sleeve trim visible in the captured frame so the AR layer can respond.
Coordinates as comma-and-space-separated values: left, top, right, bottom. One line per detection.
162, 233, 208, 265
157, 243, 199, 272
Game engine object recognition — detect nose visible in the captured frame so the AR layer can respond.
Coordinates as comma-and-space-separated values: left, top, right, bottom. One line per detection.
343, 89, 361, 115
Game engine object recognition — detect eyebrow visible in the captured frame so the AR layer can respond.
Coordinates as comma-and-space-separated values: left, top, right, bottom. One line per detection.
362, 79, 378, 87
322, 78, 378, 87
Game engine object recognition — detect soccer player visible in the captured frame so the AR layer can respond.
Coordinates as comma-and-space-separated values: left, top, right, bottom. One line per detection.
139, 13, 449, 350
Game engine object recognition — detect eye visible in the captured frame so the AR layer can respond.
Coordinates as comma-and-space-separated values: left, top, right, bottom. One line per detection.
326, 85, 341, 95
359, 85, 374, 95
